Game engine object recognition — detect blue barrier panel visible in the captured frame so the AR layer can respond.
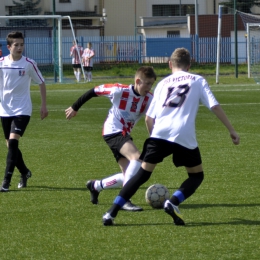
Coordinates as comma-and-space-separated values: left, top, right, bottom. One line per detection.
146, 37, 192, 57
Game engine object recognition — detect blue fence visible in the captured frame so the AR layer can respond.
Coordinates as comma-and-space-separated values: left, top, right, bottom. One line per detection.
0, 35, 246, 64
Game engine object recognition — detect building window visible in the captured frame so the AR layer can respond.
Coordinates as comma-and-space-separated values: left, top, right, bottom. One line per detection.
59, 0, 71, 3
167, 31, 180, 37
152, 5, 195, 16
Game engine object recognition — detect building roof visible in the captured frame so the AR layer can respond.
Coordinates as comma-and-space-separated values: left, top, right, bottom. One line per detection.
44, 11, 101, 18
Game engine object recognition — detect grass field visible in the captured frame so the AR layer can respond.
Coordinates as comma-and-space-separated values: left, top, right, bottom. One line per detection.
0, 74, 260, 259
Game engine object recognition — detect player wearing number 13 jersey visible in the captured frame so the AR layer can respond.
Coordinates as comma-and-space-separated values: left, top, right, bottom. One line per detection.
147, 69, 218, 149
65, 66, 156, 211
103, 48, 240, 226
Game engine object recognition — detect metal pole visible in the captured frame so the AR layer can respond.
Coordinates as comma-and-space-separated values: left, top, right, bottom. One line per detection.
58, 18, 63, 83
234, 0, 238, 77
195, 0, 199, 63
53, 0, 57, 82
216, 5, 223, 84
247, 23, 250, 78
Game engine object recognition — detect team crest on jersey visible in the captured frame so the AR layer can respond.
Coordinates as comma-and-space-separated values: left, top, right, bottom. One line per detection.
19, 70, 25, 76
131, 101, 138, 111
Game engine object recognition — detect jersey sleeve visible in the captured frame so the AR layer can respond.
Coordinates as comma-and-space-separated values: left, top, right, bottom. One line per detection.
94, 83, 120, 98
72, 88, 98, 111
27, 58, 44, 84
199, 78, 219, 109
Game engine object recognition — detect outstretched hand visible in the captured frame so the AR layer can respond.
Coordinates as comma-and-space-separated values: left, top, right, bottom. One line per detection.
65, 107, 77, 120
230, 130, 240, 145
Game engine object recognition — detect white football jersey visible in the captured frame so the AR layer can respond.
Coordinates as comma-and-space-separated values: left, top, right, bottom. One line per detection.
147, 71, 219, 149
0, 55, 44, 116
94, 83, 153, 136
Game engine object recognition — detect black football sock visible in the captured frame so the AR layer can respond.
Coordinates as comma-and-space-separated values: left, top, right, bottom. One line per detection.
108, 167, 152, 218
16, 148, 28, 175
170, 172, 204, 206
4, 139, 19, 180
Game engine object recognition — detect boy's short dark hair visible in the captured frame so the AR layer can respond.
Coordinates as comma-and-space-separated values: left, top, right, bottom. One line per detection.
6, 31, 24, 46
135, 66, 157, 81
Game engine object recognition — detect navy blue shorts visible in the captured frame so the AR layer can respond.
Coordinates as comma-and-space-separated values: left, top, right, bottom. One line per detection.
1, 115, 30, 139
103, 132, 133, 162
140, 137, 202, 167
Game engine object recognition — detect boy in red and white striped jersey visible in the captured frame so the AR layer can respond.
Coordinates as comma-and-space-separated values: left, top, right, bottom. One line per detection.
82, 42, 95, 82
70, 40, 83, 82
65, 66, 156, 211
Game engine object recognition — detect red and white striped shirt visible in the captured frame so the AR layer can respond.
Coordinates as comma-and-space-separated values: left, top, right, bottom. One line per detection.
94, 83, 153, 136
70, 45, 83, 64
82, 48, 95, 67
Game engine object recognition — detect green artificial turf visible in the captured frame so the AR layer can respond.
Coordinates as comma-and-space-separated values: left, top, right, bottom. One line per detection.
0, 75, 259, 259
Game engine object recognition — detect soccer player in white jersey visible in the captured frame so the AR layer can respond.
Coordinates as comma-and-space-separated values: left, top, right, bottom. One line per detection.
70, 40, 83, 82
65, 66, 156, 211
82, 42, 95, 82
0, 31, 48, 192
102, 48, 240, 225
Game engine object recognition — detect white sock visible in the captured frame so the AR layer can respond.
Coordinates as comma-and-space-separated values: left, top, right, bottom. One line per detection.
123, 160, 141, 185
88, 72, 92, 81
94, 173, 124, 192
74, 71, 77, 79
78, 72, 81, 82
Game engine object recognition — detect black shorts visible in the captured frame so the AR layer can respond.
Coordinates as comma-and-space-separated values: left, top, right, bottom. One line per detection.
72, 64, 81, 68
103, 132, 133, 162
140, 138, 202, 168
1, 115, 30, 139
83, 66, 93, 72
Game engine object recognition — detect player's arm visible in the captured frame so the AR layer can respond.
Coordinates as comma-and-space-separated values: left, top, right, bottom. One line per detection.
145, 115, 155, 136
65, 88, 98, 120
39, 82, 48, 120
211, 104, 240, 145
89, 50, 95, 59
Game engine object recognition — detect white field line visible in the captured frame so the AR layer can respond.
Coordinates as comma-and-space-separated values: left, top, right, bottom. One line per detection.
35, 102, 260, 112
30, 87, 260, 93
31, 87, 260, 112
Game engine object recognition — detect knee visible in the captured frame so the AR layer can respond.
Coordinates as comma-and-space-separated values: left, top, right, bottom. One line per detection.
8, 139, 19, 149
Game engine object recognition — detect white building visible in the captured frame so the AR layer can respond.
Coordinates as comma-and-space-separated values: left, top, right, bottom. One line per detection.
1, 0, 228, 37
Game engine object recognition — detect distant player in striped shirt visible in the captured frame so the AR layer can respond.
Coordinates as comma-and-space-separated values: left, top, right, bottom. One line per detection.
102, 48, 240, 226
65, 66, 156, 211
82, 42, 95, 82
0, 31, 48, 192
70, 40, 83, 82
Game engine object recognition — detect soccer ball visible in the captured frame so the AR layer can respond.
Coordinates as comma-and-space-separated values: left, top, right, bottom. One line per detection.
145, 184, 170, 209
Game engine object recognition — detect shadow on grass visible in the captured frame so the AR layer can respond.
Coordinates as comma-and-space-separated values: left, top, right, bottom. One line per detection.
187, 218, 260, 226
113, 218, 260, 227
21, 185, 87, 191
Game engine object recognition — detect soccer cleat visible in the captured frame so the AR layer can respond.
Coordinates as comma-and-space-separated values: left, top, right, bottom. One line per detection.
18, 170, 32, 189
164, 200, 185, 226
102, 212, 114, 226
121, 200, 143, 211
1, 179, 11, 192
86, 180, 100, 204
